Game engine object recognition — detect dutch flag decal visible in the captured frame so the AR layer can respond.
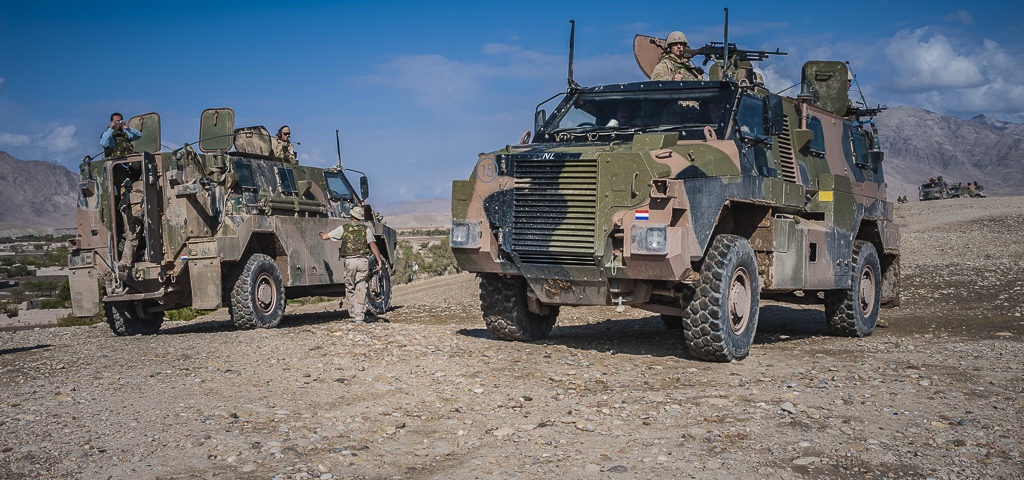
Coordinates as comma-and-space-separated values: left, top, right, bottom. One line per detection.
634, 209, 649, 220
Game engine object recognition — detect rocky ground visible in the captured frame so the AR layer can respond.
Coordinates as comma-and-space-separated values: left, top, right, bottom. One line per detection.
2, 196, 1023, 479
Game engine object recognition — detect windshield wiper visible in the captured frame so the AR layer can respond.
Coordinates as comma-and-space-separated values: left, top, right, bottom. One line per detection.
640, 124, 706, 132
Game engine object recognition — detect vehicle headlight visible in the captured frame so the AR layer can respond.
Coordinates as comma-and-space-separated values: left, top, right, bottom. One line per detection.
645, 227, 667, 251
450, 221, 481, 249
630, 225, 668, 255
451, 223, 470, 244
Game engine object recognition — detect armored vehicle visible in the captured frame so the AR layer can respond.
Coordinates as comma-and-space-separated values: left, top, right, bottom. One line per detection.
68, 108, 396, 335
450, 30, 900, 361
918, 178, 949, 201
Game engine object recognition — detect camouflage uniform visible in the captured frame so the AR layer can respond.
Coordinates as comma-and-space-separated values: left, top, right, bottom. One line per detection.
326, 219, 375, 321
651, 54, 703, 81
118, 179, 145, 269
105, 129, 137, 158
271, 136, 297, 164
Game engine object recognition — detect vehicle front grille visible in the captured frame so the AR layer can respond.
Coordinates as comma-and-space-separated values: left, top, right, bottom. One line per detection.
510, 155, 598, 266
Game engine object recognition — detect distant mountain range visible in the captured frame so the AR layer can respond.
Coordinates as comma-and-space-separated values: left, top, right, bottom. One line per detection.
0, 107, 1021, 233
876, 107, 1024, 200
0, 151, 78, 235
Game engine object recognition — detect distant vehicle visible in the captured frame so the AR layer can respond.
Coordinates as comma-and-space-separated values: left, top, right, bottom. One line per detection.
918, 178, 986, 201
450, 21, 900, 361
67, 109, 395, 335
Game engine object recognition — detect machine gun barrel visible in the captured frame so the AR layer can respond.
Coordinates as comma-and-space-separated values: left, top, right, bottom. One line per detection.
684, 42, 787, 63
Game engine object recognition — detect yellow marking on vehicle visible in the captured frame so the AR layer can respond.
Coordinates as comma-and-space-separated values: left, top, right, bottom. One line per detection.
819, 191, 834, 202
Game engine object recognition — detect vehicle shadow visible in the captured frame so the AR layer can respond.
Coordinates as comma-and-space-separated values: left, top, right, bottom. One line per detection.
0, 344, 53, 356
456, 305, 831, 358
158, 309, 353, 335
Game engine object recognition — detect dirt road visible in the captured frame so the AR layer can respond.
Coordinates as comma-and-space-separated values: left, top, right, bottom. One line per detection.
2, 197, 1022, 479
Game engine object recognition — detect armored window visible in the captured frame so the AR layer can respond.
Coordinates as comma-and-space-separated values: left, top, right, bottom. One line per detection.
806, 117, 826, 155
851, 130, 869, 168
277, 167, 297, 193
736, 94, 767, 142
233, 161, 257, 189
324, 172, 356, 201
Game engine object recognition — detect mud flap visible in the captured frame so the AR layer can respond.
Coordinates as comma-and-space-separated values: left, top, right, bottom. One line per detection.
189, 257, 223, 310
880, 255, 901, 307
69, 267, 100, 316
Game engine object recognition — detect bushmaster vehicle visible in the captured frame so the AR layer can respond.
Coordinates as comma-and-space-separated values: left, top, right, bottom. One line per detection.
450, 26, 900, 361
68, 109, 395, 335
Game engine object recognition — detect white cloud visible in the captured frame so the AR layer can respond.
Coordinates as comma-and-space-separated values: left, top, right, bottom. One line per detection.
0, 132, 31, 147
884, 28, 985, 92
359, 54, 489, 107
43, 124, 77, 153
944, 10, 974, 25
757, 64, 798, 94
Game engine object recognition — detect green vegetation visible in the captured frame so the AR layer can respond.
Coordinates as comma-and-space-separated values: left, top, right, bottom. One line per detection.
393, 238, 459, 285
0, 245, 69, 274
0, 234, 74, 244
398, 227, 450, 237
57, 311, 103, 327
0, 299, 18, 318
165, 307, 214, 322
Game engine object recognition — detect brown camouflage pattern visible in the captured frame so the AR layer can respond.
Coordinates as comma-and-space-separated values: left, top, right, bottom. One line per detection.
68, 113, 395, 317
451, 57, 900, 315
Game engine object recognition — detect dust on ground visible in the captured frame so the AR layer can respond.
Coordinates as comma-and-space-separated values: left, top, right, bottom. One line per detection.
1, 197, 1023, 479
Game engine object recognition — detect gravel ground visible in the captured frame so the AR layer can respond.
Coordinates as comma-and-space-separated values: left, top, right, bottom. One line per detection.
1, 196, 1023, 479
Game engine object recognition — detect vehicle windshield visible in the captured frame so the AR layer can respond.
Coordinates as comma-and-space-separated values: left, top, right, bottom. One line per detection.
544, 87, 735, 141
325, 172, 357, 201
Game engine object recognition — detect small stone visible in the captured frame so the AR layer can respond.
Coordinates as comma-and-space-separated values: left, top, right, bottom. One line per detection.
994, 332, 1013, 337
793, 456, 820, 465
584, 464, 601, 473
798, 441, 812, 448
473, 388, 484, 394
780, 402, 797, 414
606, 465, 628, 473
492, 427, 516, 437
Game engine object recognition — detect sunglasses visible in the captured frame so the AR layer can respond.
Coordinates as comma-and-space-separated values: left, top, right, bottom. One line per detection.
282, 133, 290, 136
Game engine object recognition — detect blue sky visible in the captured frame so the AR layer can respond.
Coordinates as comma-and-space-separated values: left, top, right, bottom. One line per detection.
1, 0, 1021, 201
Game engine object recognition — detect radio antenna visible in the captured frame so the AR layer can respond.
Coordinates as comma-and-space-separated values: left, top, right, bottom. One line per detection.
335, 129, 343, 169
722, 8, 730, 81
568, 19, 579, 90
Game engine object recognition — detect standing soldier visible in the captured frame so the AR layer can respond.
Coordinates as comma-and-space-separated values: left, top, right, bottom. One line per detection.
651, 31, 704, 81
118, 177, 145, 270
271, 125, 298, 164
100, 112, 142, 158
320, 207, 384, 322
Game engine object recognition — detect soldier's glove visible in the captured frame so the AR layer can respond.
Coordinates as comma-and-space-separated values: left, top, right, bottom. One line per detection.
695, 66, 705, 76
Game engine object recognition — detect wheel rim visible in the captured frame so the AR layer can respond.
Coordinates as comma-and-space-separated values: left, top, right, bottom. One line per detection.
728, 267, 751, 334
255, 272, 277, 315
858, 264, 876, 316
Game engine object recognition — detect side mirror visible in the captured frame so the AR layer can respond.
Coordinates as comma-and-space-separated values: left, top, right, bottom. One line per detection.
359, 175, 369, 200
868, 150, 884, 169
534, 109, 546, 133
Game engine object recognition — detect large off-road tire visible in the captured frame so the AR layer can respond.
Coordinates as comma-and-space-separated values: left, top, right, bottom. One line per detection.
681, 234, 760, 362
825, 241, 881, 337
105, 301, 163, 336
479, 274, 558, 341
229, 253, 286, 330
366, 256, 392, 315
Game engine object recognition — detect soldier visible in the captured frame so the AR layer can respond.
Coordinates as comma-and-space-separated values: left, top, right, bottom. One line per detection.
100, 113, 142, 158
320, 207, 384, 322
117, 177, 145, 270
271, 125, 298, 164
651, 31, 704, 81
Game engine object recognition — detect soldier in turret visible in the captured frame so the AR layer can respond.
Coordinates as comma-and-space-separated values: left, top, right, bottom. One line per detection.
100, 113, 141, 158
271, 125, 298, 164
117, 177, 145, 271
320, 206, 384, 322
651, 31, 704, 81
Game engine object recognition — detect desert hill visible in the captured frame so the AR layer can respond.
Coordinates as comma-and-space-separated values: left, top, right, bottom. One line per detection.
0, 151, 78, 234
875, 107, 1024, 200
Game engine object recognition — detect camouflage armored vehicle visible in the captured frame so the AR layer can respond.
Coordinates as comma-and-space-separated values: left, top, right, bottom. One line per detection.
918, 178, 949, 201
450, 31, 900, 361
68, 109, 396, 335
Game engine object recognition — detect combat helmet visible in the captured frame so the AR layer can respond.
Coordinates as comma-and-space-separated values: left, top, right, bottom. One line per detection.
666, 31, 688, 46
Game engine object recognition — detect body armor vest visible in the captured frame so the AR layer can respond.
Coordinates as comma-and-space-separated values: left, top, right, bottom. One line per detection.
338, 222, 371, 257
